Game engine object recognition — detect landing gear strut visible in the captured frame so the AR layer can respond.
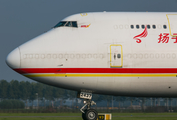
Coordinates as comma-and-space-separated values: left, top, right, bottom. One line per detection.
78, 92, 98, 120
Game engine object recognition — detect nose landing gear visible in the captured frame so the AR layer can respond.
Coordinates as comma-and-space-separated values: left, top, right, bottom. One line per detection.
78, 92, 98, 120
83, 108, 98, 120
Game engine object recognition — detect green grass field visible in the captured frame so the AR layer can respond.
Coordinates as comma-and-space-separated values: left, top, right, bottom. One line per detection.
0, 113, 177, 120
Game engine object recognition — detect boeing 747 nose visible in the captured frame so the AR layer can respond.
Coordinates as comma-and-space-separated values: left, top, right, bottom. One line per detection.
6, 47, 20, 69
6, 12, 177, 120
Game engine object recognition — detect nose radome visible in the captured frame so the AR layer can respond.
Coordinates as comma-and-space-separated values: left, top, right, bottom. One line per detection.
6, 47, 20, 69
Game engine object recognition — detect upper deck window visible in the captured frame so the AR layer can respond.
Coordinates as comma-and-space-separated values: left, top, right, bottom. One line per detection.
152, 25, 156, 29
136, 25, 139, 29
141, 25, 145, 29
54, 21, 78, 28
147, 25, 150, 29
163, 25, 167, 29
130, 25, 134, 29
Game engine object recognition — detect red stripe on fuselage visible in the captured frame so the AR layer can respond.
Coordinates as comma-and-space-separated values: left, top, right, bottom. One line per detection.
14, 68, 177, 74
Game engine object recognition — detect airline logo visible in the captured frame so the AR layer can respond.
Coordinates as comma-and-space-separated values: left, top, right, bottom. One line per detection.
158, 33, 177, 43
81, 24, 91, 28
133, 26, 148, 43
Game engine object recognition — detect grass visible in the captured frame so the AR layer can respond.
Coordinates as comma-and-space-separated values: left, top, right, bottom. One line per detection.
112, 112, 177, 116
0, 118, 177, 120
0, 113, 81, 116
0, 113, 177, 120
0, 118, 81, 120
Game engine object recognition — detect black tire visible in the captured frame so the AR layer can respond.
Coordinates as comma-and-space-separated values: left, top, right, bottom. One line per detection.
85, 109, 98, 120
82, 109, 87, 120
82, 112, 86, 120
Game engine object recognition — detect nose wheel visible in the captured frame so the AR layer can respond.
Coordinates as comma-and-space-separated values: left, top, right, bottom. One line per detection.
78, 92, 98, 120
82, 109, 98, 120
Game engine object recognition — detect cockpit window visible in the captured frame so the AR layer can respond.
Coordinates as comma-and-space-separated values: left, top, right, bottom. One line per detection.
72, 21, 78, 27
54, 21, 78, 28
54, 21, 67, 28
65, 21, 71, 27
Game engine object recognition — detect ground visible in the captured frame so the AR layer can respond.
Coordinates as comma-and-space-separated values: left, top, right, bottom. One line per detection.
0, 113, 177, 120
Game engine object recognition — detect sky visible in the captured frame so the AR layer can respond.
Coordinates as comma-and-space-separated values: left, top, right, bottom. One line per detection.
1, 0, 177, 82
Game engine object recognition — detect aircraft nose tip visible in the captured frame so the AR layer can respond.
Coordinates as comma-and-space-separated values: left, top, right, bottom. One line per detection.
6, 47, 20, 69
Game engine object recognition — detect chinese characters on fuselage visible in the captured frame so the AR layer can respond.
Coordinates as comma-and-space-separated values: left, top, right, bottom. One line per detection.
158, 33, 177, 43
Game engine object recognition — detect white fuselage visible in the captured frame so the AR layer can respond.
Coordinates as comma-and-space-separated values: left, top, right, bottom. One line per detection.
6, 12, 177, 97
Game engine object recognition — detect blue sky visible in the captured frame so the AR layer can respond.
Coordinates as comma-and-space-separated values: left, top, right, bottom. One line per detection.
1, 0, 177, 82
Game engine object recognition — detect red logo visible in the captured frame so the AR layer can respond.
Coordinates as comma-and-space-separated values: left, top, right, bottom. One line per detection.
158, 33, 169, 43
158, 33, 177, 43
81, 24, 90, 28
133, 26, 148, 43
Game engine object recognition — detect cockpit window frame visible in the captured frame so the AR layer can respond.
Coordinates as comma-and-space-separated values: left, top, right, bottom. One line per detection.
65, 21, 72, 27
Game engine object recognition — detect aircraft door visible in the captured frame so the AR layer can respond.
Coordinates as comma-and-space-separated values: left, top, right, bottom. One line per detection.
109, 44, 123, 68
166, 14, 177, 36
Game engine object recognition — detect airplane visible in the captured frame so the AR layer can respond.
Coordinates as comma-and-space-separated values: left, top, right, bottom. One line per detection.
6, 12, 177, 120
